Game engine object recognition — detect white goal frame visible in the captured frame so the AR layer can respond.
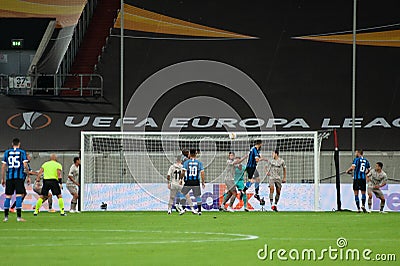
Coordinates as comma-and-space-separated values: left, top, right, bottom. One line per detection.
80, 131, 322, 211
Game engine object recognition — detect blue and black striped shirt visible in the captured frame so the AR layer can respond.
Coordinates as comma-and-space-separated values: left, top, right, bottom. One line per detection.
246, 146, 260, 168
2, 148, 28, 180
352, 157, 370, 180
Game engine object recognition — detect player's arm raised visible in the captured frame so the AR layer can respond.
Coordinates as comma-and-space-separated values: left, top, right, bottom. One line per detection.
233, 154, 248, 165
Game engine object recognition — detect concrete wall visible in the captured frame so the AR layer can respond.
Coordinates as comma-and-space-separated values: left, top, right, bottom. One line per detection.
0, 50, 35, 75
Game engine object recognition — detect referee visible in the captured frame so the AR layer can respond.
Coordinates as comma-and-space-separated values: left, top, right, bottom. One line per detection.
33, 154, 66, 216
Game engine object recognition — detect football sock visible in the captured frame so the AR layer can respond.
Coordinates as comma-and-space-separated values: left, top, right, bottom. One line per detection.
269, 193, 274, 205
4, 198, 11, 218
354, 195, 360, 210
48, 197, 53, 209
255, 182, 259, 195
71, 199, 77, 211
58, 198, 65, 214
179, 198, 186, 209
244, 182, 252, 192
35, 198, 43, 213
222, 192, 229, 204
361, 194, 366, 206
243, 194, 248, 209
16, 196, 22, 218
11, 194, 25, 209
368, 198, 372, 209
229, 195, 235, 207
196, 197, 202, 212
380, 199, 385, 211
274, 194, 280, 205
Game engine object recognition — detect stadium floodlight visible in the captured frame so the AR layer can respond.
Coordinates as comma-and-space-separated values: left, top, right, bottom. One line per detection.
80, 131, 325, 211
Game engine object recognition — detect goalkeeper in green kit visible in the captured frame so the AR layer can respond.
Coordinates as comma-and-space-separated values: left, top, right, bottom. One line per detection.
234, 157, 249, 212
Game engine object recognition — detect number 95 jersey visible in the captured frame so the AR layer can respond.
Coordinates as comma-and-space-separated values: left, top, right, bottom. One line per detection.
2, 148, 28, 180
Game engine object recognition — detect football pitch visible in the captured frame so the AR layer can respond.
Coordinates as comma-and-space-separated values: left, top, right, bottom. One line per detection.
2, 211, 399, 265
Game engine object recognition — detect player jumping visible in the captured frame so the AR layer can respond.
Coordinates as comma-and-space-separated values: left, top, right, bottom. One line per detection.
346, 149, 370, 213
179, 149, 205, 215
266, 150, 286, 212
242, 140, 265, 200
367, 162, 387, 213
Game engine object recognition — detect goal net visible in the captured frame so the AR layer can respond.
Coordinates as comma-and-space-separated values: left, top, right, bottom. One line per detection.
80, 131, 324, 211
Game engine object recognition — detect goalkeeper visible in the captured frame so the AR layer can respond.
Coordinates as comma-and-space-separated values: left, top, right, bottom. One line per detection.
234, 158, 249, 212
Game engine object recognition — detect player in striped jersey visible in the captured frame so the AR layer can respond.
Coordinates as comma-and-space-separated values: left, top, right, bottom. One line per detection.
10, 153, 35, 213
346, 149, 371, 213
242, 140, 265, 200
1, 138, 29, 222
179, 149, 205, 215
367, 162, 387, 213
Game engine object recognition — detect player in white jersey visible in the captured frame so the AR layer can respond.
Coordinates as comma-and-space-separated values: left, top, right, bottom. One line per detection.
265, 150, 286, 212
219, 152, 247, 212
367, 162, 387, 213
67, 157, 80, 213
167, 156, 197, 214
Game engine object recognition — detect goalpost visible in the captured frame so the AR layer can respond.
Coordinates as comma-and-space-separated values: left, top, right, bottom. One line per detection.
80, 131, 324, 211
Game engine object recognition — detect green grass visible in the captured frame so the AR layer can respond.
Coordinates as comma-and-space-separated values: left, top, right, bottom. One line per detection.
1, 211, 399, 266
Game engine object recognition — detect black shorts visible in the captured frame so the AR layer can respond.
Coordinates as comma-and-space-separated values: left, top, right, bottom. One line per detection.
353, 179, 366, 191
181, 185, 201, 198
246, 167, 256, 179
41, 179, 62, 196
5, 179, 25, 195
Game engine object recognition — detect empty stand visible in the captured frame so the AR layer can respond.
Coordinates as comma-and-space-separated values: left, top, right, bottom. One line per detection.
62, 0, 119, 96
